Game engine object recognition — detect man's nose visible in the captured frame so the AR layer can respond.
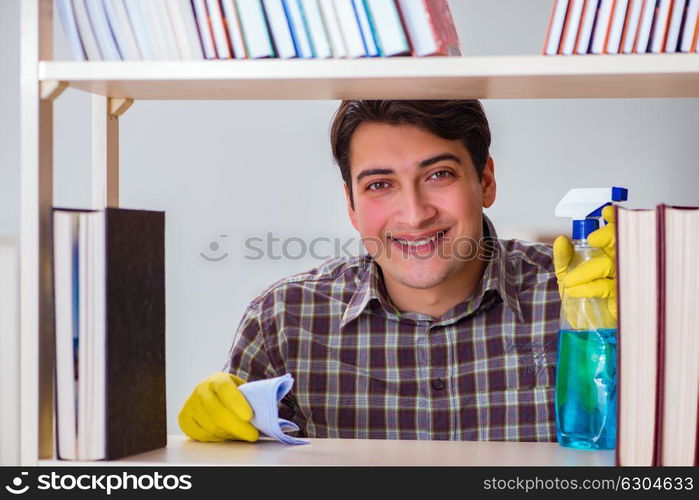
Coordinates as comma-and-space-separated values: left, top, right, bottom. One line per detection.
395, 187, 437, 228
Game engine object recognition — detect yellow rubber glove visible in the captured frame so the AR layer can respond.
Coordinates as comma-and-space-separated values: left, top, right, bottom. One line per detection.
178, 372, 259, 442
553, 205, 617, 329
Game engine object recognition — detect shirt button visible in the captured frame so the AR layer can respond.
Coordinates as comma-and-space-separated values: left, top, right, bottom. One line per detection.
432, 378, 445, 390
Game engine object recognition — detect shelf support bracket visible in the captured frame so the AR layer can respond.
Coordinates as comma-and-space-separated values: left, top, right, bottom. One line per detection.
39, 80, 67, 101
109, 97, 134, 117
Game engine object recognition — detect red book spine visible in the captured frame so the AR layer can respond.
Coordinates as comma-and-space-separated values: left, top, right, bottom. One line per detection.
423, 0, 462, 56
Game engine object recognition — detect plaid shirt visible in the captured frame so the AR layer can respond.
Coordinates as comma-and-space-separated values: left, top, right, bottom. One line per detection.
224, 214, 561, 441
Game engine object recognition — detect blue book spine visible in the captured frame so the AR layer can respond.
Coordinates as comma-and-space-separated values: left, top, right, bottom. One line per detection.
351, 0, 378, 56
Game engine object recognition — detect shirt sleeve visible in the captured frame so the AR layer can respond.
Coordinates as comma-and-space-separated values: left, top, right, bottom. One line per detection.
221, 299, 301, 432
222, 301, 277, 382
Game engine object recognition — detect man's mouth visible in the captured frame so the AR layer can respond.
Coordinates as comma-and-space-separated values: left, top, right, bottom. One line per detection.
388, 228, 450, 255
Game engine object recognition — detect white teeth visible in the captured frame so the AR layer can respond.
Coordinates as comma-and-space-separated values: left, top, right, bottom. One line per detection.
394, 232, 444, 247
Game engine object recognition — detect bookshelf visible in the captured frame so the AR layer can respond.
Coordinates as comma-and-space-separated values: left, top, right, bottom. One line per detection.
19, 0, 699, 465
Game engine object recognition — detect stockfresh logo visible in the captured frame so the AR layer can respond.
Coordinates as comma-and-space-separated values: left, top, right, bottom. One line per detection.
5, 472, 29, 495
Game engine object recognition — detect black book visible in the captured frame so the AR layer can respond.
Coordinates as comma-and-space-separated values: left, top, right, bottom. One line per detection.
53, 207, 166, 460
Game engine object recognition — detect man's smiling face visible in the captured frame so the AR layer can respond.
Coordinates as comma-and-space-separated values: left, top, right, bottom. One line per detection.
345, 122, 496, 291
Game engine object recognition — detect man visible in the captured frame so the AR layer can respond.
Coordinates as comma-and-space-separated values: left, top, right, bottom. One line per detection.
178, 100, 617, 443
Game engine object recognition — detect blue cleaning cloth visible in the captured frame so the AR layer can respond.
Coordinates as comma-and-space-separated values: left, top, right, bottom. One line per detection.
238, 373, 308, 445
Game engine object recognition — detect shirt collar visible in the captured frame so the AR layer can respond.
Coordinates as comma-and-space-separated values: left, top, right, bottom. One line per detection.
340, 213, 523, 328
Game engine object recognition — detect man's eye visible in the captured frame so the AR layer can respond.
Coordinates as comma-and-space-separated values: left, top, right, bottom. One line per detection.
429, 170, 453, 180
367, 181, 390, 191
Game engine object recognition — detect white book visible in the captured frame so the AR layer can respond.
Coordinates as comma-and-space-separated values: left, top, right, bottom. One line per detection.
206, 0, 233, 58
665, 0, 687, 51
155, 0, 183, 59
606, 0, 630, 53
77, 214, 89, 460
166, 0, 205, 60
191, 0, 218, 59
543, 0, 570, 55
123, 0, 155, 59
679, 0, 698, 51
318, 0, 347, 57
284, 0, 313, 58
236, 0, 275, 58
621, 0, 644, 53
590, 0, 615, 54
576, 0, 600, 53
54, 212, 78, 460
364, 0, 410, 56
636, 0, 660, 52
221, 0, 248, 59
72, 0, 103, 60
84, 0, 121, 59
333, 0, 366, 57
101, 0, 141, 60
139, 0, 178, 59
56, 0, 86, 60
560, 0, 585, 55
352, 0, 378, 56
301, 0, 333, 59
262, 0, 297, 58
649, 0, 673, 52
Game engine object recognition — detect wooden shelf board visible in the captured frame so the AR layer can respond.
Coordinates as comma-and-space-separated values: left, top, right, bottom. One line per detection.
38, 54, 699, 100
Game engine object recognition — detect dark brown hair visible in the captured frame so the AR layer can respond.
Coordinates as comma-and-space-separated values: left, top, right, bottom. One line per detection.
330, 100, 492, 209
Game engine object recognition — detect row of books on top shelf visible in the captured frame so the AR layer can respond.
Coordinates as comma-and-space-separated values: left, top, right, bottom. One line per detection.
544, 0, 699, 56
616, 204, 698, 466
57, 0, 462, 62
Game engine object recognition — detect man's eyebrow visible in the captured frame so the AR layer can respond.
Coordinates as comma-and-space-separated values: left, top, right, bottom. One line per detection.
355, 153, 462, 183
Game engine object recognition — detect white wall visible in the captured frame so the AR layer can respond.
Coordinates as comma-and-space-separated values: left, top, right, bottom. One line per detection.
1, 0, 697, 436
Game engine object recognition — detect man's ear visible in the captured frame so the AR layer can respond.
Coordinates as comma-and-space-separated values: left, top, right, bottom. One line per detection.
344, 183, 359, 231
481, 156, 496, 209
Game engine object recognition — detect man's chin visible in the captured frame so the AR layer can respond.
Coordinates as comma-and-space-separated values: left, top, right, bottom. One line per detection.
382, 262, 454, 290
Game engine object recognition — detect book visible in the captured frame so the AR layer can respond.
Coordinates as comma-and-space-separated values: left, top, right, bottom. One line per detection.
206, 0, 234, 58
679, 0, 698, 51
192, 0, 219, 59
53, 208, 166, 461
576, 0, 600, 53
616, 206, 660, 466
101, 0, 141, 60
166, 0, 206, 60
396, 0, 461, 56
262, 0, 297, 58
139, 0, 180, 59
284, 0, 314, 58
543, 0, 570, 55
606, 0, 630, 53
122, 0, 155, 59
236, 0, 276, 58
301, 0, 333, 58
590, 0, 615, 53
665, 0, 688, 51
621, 0, 644, 53
655, 205, 699, 466
616, 205, 699, 466
319, 0, 347, 57
333, 0, 366, 57
56, 0, 87, 60
648, 0, 674, 52
221, 0, 248, 58
84, 0, 122, 59
352, 0, 379, 56
559, 0, 585, 55
363, 0, 411, 56
72, 0, 103, 60
634, 0, 659, 52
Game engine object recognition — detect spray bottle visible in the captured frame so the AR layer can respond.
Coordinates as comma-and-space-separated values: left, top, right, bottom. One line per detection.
554, 186, 628, 450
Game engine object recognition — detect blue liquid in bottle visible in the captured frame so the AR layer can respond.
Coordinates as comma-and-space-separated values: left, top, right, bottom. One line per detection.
555, 328, 617, 450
